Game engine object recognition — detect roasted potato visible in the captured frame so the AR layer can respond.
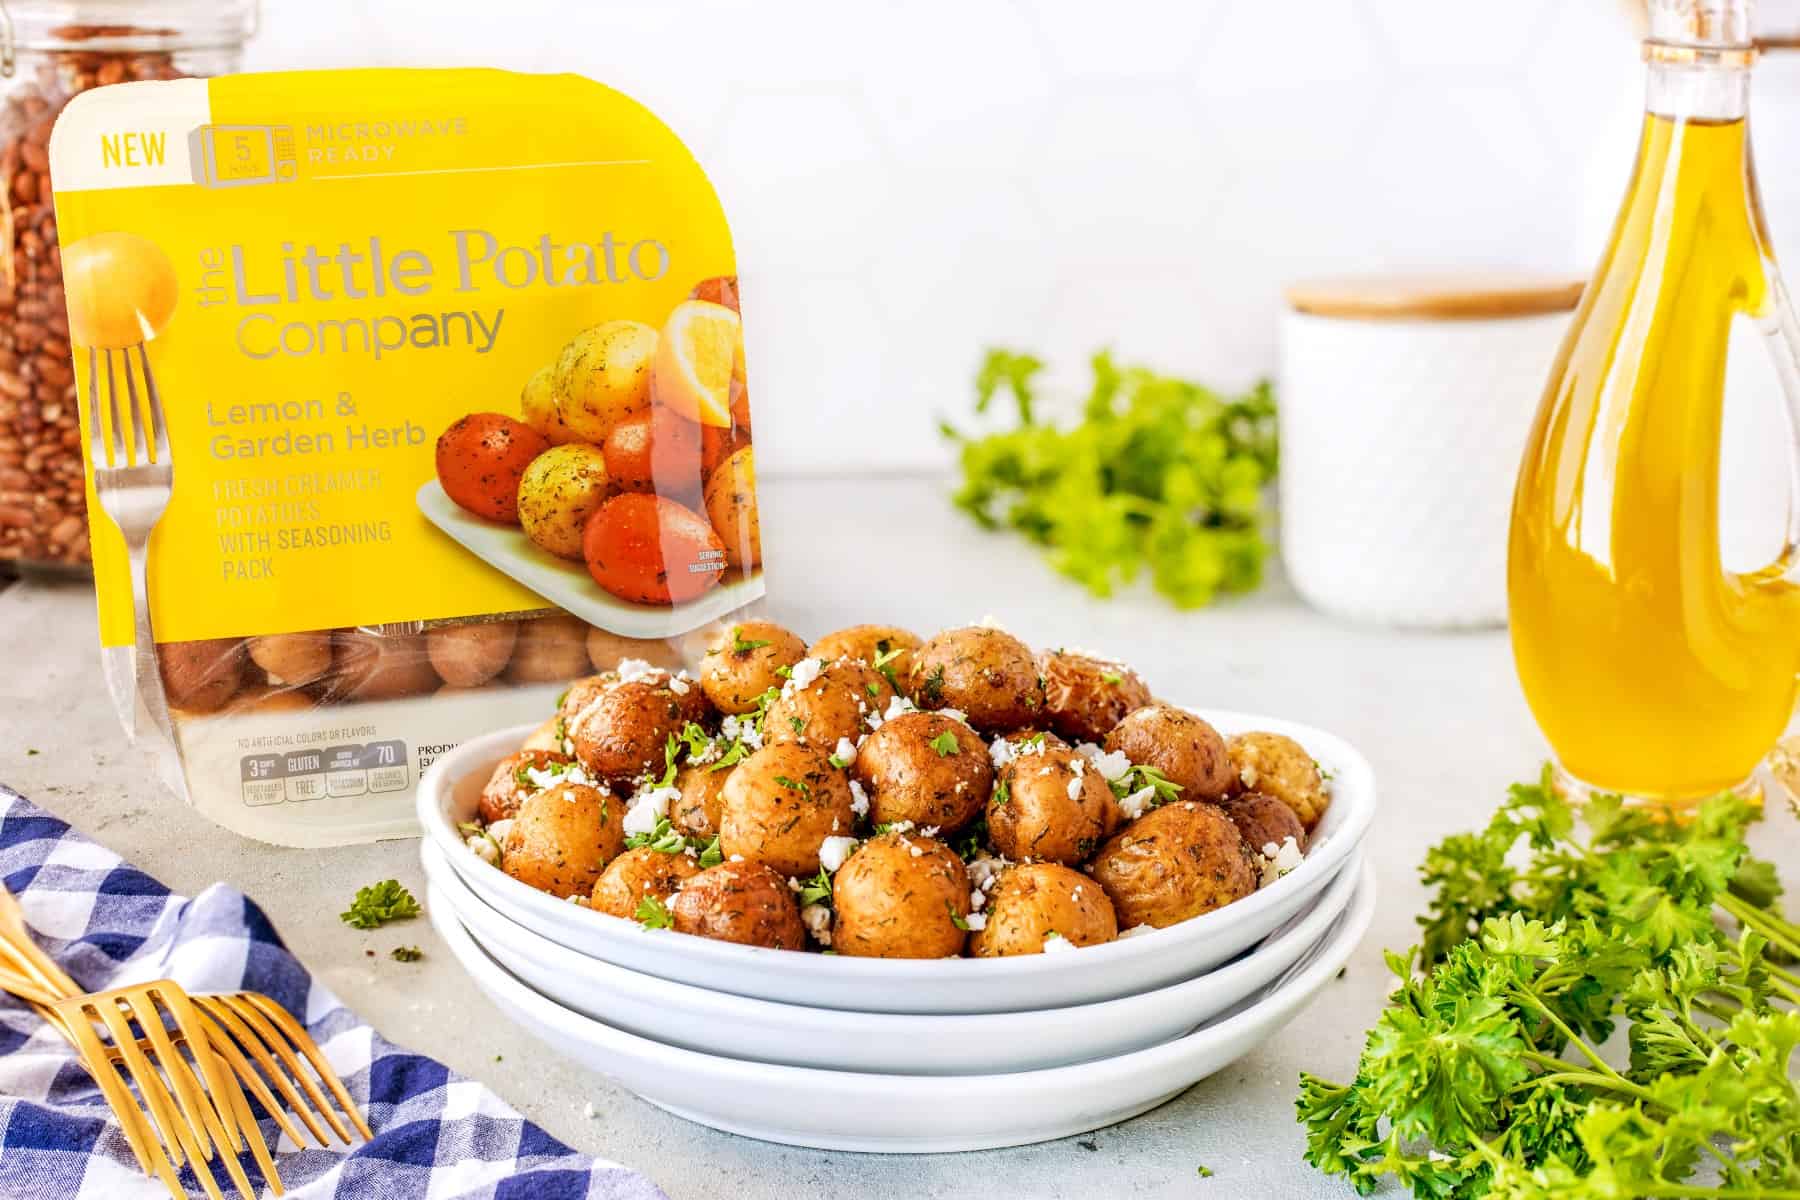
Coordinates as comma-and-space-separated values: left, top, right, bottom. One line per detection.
763, 656, 895, 749
426, 620, 518, 688
586, 626, 684, 673
158, 638, 248, 713
1039, 649, 1152, 745
1227, 731, 1330, 831
671, 761, 731, 838
246, 632, 333, 687
704, 445, 760, 569
331, 630, 438, 701
1220, 791, 1307, 858
852, 711, 992, 831
968, 862, 1117, 957
1103, 704, 1235, 802
808, 624, 921, 687
719, 742, 856, 876
908, 625, 1043, 732
669, 860, 806, 950
520, 362, 580, 445
501, 782, 625, 898
503, 615, 593, 684
517, 443, 614, 560
554, 319, 657, 443
987, 749, 1117, 865
478, 748, 575, 824
1086, 801, 1256, 928
699, 620, 806, 713
569, 676, 707, 783
590, 846, 702, 919
831, 833, 970, 958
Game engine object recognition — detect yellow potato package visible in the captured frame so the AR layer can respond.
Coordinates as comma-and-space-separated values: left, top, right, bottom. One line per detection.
49, 69, 764, 846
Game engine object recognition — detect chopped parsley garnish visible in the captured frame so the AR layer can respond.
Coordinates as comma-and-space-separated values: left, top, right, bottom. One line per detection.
624, 815, 688, 854
918, 665, 947, 708
871, 645, 905, 688
789, 716, 807, 736
953, 817, 990, 861
865, 682, 881, 698
775, 664, 793, 679
992, 780, 1010, 807
634, 895, 674, 930
774, 775, 811, 795
795, 867, 832, 907
828, 752, 851, 770
1100, 671, 1123, 685
340, 880, 421, 930
1109, 763, 1184, 806
696, 835, 724, 868
730, 626, 771, 654
1196, 1165, 1213, 1179
554, 686, 571, 709
946, 902, 970, 931
390, 945, 423, 963
708, 739, 750, 773
928, 730, 961, 756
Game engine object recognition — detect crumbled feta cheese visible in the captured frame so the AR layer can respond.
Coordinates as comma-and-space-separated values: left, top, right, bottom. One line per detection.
583, 1101, 597, 1119
977, 614, 1009, 631
909, 844, 923, 858
938, 707, 967, 723
1072, 886, 1084, 901
487, 819, 515, 844
1041, 932, 1075, 954
1117, 785, 1157, 821
969, 888, 987, 911
884, 820, 916, 835
963, 912, 987, 931
800, 903, 833, 946
524, 762, 599, 791
729, 854, 744, 862
1258, 836, 1305, 887
623, 785, 679, 836
720, 713, 764, 751
615, 657, 660, 683
1118, 924, 1156, 939
849, 779, 870, 819
1066, 758, 1086, 800
921, 825, 940, 839
833, 737, 858, 766
818, 836, 858, 873
966, 854, 1006, 894
668, 676, 690, 695
788, 657, 823, 690
465, 832, 500, 865
1084, 746, 1132, 782
1239, 763, 1260, 789
989, 738, 1018, 769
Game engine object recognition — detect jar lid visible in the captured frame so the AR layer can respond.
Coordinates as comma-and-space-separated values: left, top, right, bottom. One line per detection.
1, 0, 257, 54
1284, 273, 1584, 321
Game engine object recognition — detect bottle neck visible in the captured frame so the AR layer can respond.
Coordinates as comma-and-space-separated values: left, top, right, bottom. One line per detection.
1647, 59, 1751, 120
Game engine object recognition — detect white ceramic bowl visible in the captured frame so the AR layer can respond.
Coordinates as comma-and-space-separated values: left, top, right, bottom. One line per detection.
417, 708, 1376, 1014
422, 836, 1364, 1075
431, 860, 1377, 1152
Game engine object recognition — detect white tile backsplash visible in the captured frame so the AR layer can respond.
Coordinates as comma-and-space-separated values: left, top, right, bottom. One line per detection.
248, 0, 1800, 474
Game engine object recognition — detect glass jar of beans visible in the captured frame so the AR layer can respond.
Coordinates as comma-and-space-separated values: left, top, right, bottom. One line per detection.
0, 0, 255, 576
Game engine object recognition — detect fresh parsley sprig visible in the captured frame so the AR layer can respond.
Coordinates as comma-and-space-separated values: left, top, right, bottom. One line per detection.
341, 880, 421, 930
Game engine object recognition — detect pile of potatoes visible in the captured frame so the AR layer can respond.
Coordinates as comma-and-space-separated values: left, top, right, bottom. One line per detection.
462, 617, 1333, 959
154, 614, 690, 716
434, 274, 758, 608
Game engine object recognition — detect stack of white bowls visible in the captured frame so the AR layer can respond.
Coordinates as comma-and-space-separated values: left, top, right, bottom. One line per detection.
416, 710, 1378, 1152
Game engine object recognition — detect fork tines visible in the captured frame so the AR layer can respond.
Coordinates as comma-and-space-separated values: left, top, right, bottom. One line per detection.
87, 343, 169, 473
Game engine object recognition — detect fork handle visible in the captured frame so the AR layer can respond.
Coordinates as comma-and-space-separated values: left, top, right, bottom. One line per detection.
126, 539, 177, 747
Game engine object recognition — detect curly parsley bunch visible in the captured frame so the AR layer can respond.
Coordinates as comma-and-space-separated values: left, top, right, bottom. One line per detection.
1298, 770, 1800, 1199
942, 349, 1277, 610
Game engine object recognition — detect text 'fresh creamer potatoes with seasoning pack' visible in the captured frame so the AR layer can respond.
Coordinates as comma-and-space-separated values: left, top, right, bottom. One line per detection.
48, 69, 764, 846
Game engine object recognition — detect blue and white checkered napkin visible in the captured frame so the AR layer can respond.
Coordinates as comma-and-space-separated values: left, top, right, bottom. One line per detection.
0, 786, 668, 1200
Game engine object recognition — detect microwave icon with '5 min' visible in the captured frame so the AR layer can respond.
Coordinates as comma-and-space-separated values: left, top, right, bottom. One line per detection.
189, 124, 298, 187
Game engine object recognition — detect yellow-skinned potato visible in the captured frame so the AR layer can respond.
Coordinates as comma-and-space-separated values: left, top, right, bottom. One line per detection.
671, 762, 732, 838
831, 833, 970, 958
1039, 649, 1152, 745
909, 625, 1044, 732
520, 363, 580, 445
1087, 801, 1255, 928
554, 320, 657, 443
517, 444, 613, 560
809, 624, 921, 685
1227, 731, 1331, 831
158, 638, 247, 713
763, 657, 894, 750
426, 620, 518, 687
501, 782, 624, 898
987, 749, 1117, 865
703, 445, 760, 569
719, 742, 856, 876
1104, 704, 1235, 803
969, 862, 1117, 957
669, 861, 806, 949
247, 632, 333, 686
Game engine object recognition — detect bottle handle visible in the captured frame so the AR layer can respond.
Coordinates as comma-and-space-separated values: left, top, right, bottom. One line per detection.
1760, 264, 1800, 583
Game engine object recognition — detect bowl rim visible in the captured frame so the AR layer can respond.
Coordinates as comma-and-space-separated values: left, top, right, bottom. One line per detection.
423, 832, 1366, 1031
428, 859, 1379, 1092
417, 706, 1377, 980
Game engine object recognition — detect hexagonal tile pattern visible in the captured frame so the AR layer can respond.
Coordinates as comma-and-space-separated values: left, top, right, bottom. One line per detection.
858, 0, 1056, 172
1361, 0, 1560, 72
1027, 0, 1226, 80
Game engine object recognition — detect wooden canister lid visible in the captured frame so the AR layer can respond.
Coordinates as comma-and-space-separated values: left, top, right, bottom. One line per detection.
1284, 273, 1584, 320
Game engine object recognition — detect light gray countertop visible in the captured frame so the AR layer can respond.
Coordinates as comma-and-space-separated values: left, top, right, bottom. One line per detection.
2, 475, 1792, 1199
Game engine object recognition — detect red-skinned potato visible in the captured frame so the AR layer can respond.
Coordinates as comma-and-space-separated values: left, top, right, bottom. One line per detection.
435, 412, 550, 523
582, 493, 726, 606
602, 407, 704, 503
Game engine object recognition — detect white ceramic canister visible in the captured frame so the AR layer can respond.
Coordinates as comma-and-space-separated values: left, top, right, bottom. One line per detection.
1277, 275, 1582, 629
